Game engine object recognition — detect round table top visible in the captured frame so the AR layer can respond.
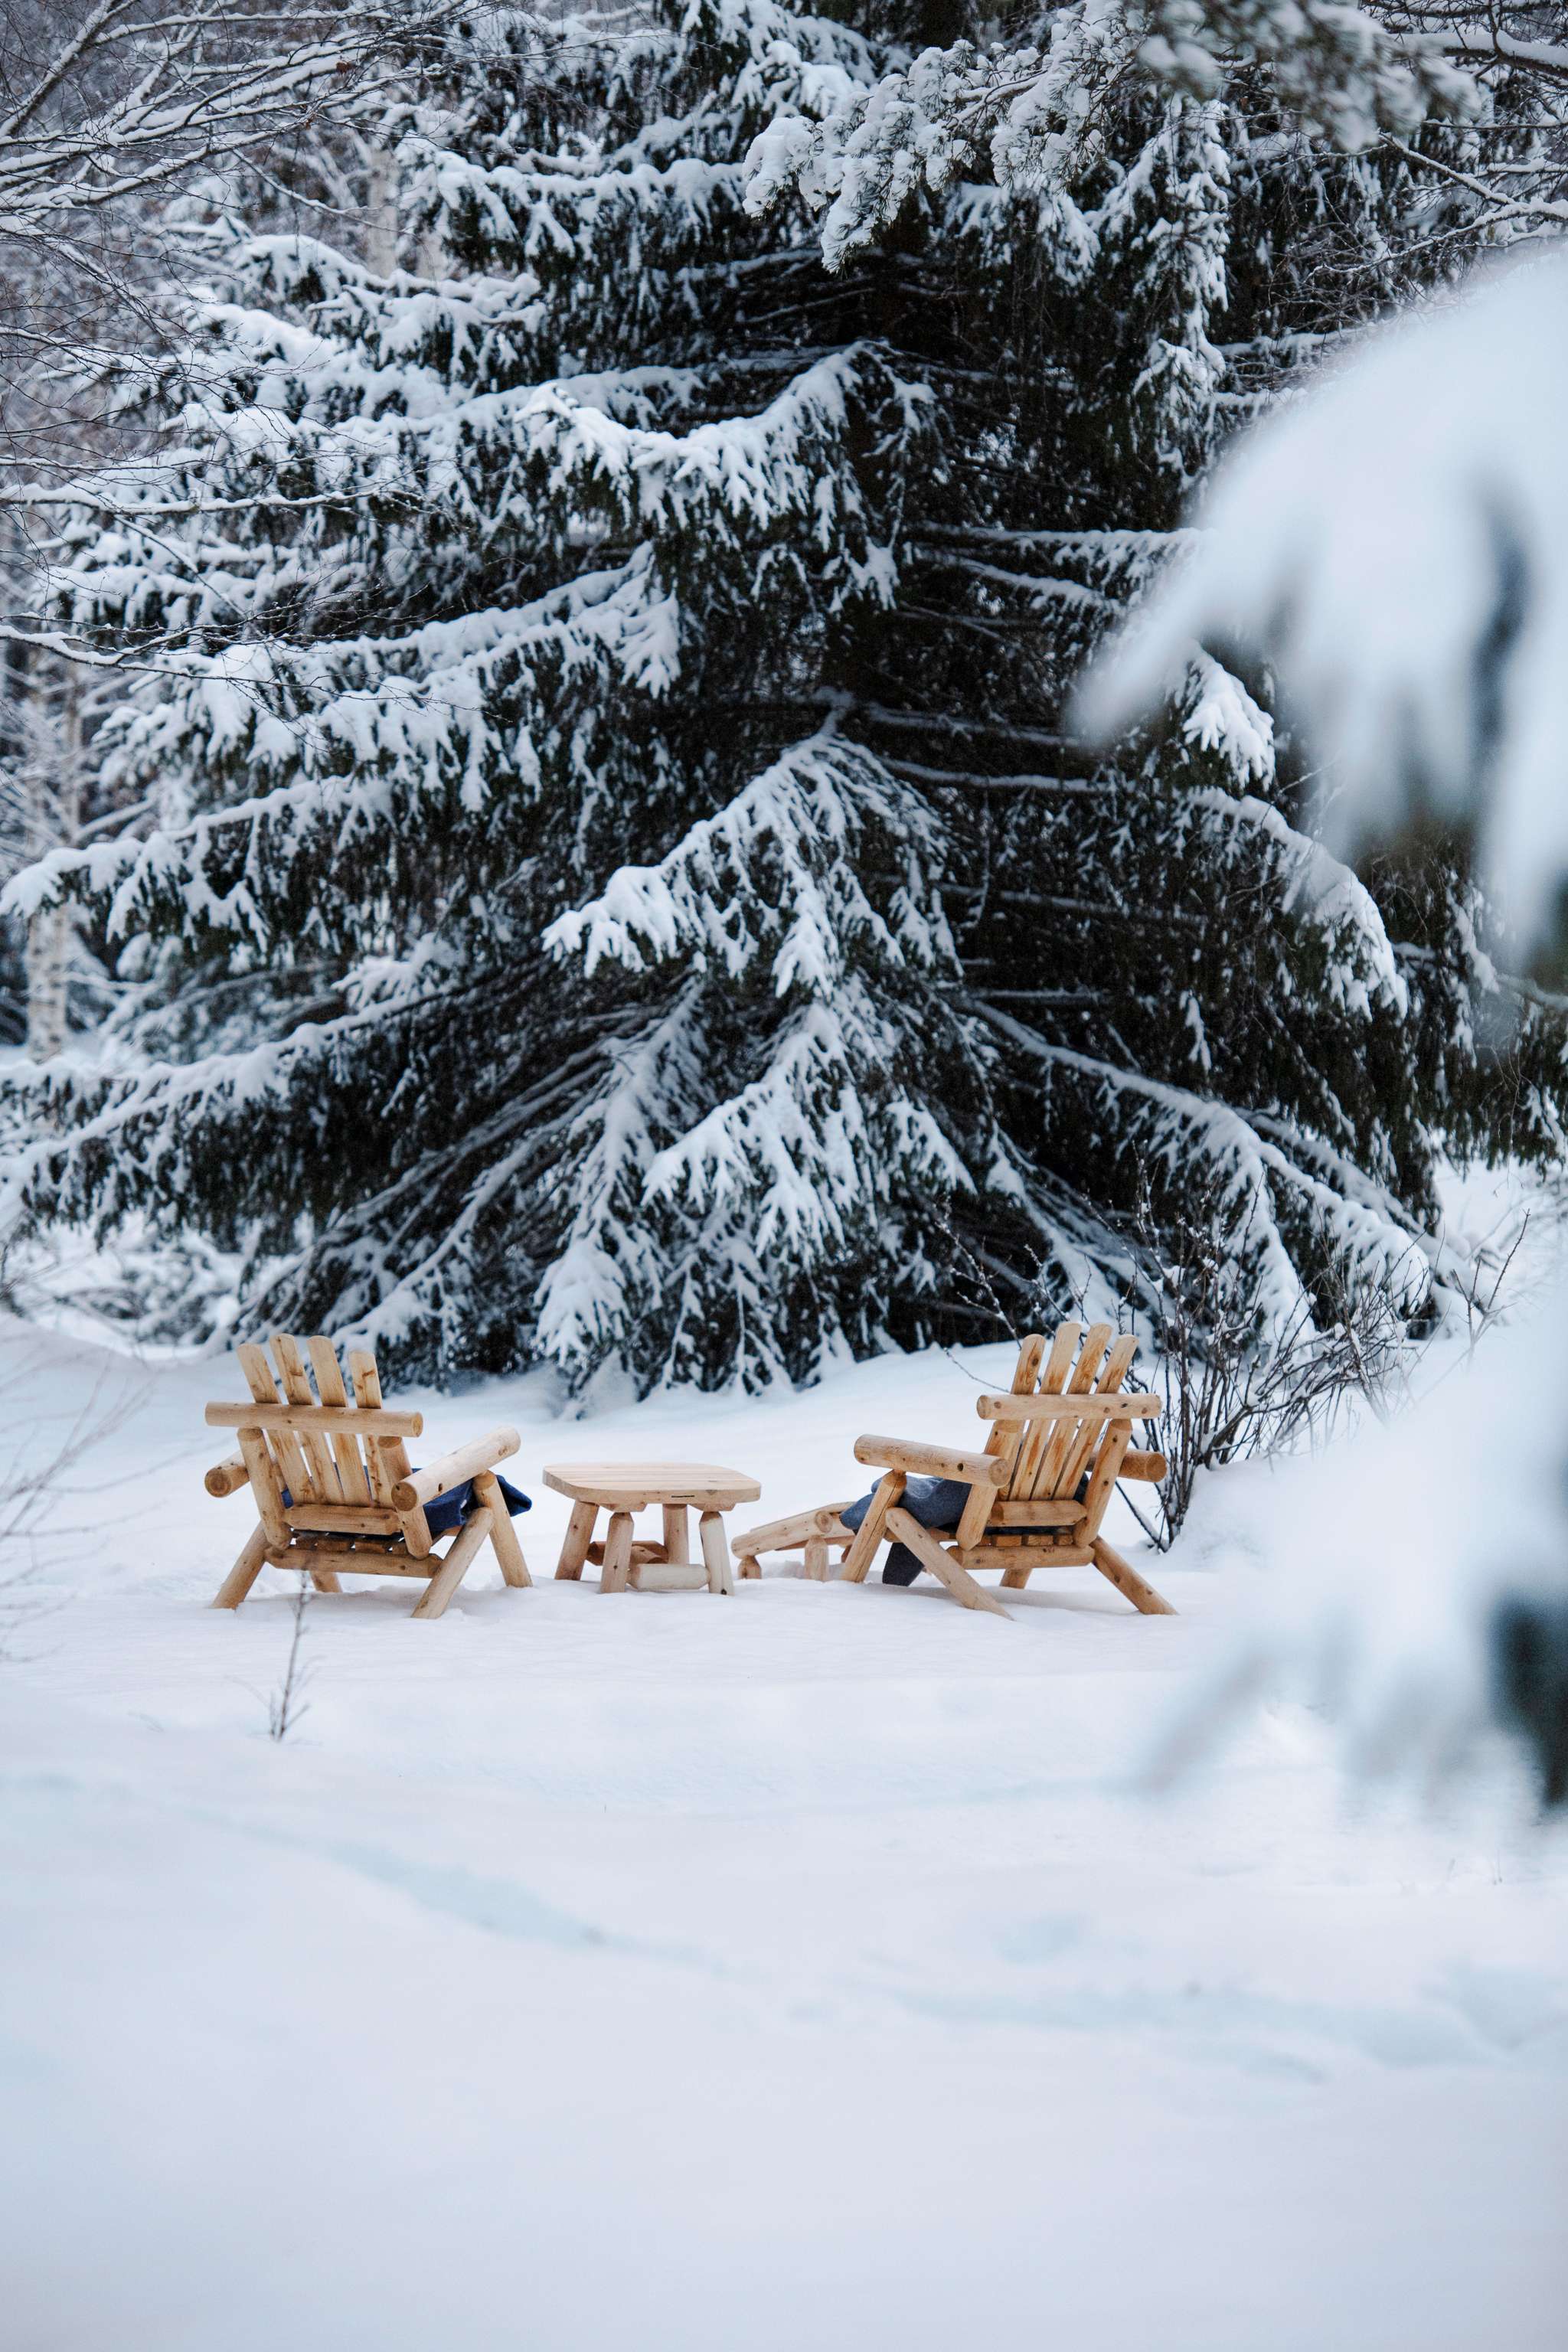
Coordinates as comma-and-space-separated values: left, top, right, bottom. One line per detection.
544, 1462, 762, 1511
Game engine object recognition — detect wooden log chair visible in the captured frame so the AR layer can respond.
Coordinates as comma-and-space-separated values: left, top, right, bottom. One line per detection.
731, 1321, 1174, 1620
205, 1335, 530, 1620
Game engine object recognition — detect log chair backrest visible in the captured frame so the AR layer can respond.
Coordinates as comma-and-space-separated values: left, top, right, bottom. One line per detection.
988, 1321, 1141, 1520
231, 1334, 419, 1534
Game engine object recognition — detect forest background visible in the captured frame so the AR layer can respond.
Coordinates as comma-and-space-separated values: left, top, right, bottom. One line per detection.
2, 0, 1566, 1415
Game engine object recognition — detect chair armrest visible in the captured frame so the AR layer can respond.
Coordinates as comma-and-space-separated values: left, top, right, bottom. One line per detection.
204, 1454, 251, 1498
390, 1426, 521, 1514
852, 1436, 1009, 1485
1119, 1450, 1168, 1483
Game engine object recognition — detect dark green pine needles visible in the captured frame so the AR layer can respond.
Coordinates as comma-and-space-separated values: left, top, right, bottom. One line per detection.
10, 0, 1566, 1390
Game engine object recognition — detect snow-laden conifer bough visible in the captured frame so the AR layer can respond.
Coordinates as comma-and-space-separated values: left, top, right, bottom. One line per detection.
1084, 247, 1568, 1806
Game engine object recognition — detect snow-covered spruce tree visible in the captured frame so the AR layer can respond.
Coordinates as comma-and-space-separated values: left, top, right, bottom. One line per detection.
8, 2, 1566, 1390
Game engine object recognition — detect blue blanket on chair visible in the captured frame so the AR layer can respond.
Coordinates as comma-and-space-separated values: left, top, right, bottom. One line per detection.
840, 1475, 972, 1585
840, 1474, 1067, 1585
423, 1472, 531, 1539
280, 1472, 531, 1539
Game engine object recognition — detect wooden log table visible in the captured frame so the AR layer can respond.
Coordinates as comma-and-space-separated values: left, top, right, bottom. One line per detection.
544, 1463, 762, 1594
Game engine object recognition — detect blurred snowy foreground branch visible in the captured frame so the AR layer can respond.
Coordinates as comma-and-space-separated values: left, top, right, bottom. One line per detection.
1086, 247, 1568, 1806
1145, 1288, 1568, 1805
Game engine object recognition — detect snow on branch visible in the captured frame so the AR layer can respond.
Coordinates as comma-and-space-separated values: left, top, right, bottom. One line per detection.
0, 0, 438, 247
743, 0, 1479, 268
15, 344, 929, 944
544, 727, 952, 994
1085, 247, 1568, 954
981, 1006, 1444, 1337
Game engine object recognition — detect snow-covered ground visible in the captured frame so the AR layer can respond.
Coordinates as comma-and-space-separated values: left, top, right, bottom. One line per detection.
3, 1323, 1566, 2350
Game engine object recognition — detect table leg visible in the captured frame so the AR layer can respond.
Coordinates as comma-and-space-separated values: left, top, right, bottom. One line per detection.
699, 1510, 733, 1596
662, 1504, 690, 1566
601, 1510, 635, 1592
556, 1500, 597, 1580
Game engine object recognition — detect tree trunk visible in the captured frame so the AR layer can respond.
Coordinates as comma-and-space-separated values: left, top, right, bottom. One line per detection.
24, 678, 80, 1062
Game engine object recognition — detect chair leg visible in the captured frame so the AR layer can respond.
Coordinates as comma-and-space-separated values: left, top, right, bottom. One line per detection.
556, 1500, 597, 1580
885, 1509, 1011, 1619
309, 1568, 343, 1594
211, 1523, 269, 1609
840, 1472, 904, 1583
803, 1537, 829, 1581
1090, 1537, 1176, 1616
699, 1511, 733, 1596
600, 1511, 635, 1592
475, 1471, 531, 1586
411, 1508, 495, 1620
998, 1556, 1034, 1591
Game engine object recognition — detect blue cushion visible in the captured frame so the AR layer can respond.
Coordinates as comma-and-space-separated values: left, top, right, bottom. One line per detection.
279, 1470, 531, 1539
422, 1471, 531, 1538
841, 1474, 1060, 1586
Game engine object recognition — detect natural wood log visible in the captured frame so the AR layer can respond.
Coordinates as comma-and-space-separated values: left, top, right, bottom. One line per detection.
284, 1503, 402, 1537
390, 1427, 521, 1514
852, 1436, 1010, 1484
411, 1508, 494, 1620
307, 1336, 372, 1504
271, 1333, 343, 1504
555, 1500, 597, 1580
205, 1400, 423, 1439
1032, 1321, 1114, 1497
1119, 1450, 1168, 1482
234, 1339, 279, 1406
236, 1426, 289, 1549
204, 1454, 250, 1498
600, 1510, 635, 1592
211, 1522, 270, 1609
307, 1566, 345, 1594
348, 1351, 416, 1500
987, 1498, 1084, 1527
589, 1540, 668, 1569
731, 1502, 853, 1556
1009, 1318, 1081, 1505
698, 1511, 733, 1596
839, 1471, 904, 1583
245, 1343, 314, 1509
962, 1326, 1054, 1548
544, 1463, 760, 1511
266, 1548, 429, 1579
802, 1537, 829, 1581
234, 1339, 315, 1521
1076, 1423, 1132, 1550
1053, 1333, 1138, 1499
630, 1559, 709, 1592
884, 1509, 1011, 1619
348, 1351, 432, 1557
975, 1390, 1161, 1426
1089, 1537, 1176, 1616
474, 1470, 531, 1588
968, 1543, 1086, 1575
662, 1504, 691, 1566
